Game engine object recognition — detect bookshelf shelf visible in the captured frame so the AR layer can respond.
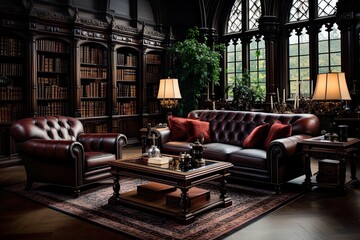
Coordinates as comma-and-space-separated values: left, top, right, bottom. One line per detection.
36, 38, 70, 117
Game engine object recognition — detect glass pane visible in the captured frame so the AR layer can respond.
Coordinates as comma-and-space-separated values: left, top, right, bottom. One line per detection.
227, 62, 235, 72
331, 66, 341, 72
289, 69, 299, 81
299, 56, 309, 67
318, 54, 329, 67
330, 39, 341, 51
258, 60, 266, 71
249, 60, 257, 70
318, 66, 329, 74
289, 56, 298, 68
249, 0, 261, 29
330, 52, 341, 65
300, 68, 310, 79
318, 25, 328, 41
249, 50, 257, 60
289, 44, 298, 56
227, 52, 235, 62
289, 30, 298, 44
318, 40, 328, 53
299, 42, 309, 55
236, 61, 242, 72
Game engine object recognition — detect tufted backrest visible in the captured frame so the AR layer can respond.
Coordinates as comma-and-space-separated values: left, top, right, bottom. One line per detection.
188, 110, 320, 146
10, 116, 84, 142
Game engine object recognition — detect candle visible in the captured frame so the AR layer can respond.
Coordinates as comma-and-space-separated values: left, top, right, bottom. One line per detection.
277, 88, 280, 102
270, 95, 274, 110
294, 93, 297, 110
283, 89, 285, 103
300, 79, 303, 97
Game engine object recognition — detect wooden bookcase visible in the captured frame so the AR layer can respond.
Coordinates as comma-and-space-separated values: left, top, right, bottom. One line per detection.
79, 42, 108, 118
0, 33, 25, 159
145, 52, 163, 115
115, 48, 138, 116
36, 38, 70, 116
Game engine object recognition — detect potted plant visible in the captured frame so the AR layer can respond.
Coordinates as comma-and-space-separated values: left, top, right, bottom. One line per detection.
167, 27, 224, 116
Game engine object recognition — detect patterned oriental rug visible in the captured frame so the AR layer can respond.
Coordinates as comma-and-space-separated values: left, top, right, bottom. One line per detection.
4, 179, 302, 240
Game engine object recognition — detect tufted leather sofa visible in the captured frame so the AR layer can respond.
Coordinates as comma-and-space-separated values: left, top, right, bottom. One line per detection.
157, 110, 320, 194
10, 116, 127, 197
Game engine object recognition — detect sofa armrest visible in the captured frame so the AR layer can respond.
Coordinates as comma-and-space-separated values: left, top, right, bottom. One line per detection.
154, 127, 171, 146
267, 134, 313, 185
77, 133, 127, 159
16, 139, 84, 164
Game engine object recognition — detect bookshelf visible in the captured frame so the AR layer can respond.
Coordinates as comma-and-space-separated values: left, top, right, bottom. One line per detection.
36, 38, 70, 116
115, 48, 138, 116
79, 42, 108, 119
0, 34, 25, 158
145, 52, 162, 115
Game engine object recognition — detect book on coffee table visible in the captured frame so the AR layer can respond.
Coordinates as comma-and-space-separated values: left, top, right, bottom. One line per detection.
165, 187, 210, 207
148, 156, 172, 165
137, 182, 176, 200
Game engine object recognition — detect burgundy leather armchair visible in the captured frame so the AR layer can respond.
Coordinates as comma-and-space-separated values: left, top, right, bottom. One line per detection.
10, 116, 127, 197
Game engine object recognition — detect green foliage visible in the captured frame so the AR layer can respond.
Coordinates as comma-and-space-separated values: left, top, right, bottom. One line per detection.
167, 27, 224, 116
228, 70, 265, 110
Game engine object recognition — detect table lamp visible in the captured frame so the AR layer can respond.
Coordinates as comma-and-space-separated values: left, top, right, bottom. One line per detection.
157, 77, 182, 113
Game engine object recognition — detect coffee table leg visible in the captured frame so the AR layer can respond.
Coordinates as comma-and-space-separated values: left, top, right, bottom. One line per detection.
303, 152, 312, 191
176, 188, 195, 224
108, 174, 121, 205
220, 171, 232, 207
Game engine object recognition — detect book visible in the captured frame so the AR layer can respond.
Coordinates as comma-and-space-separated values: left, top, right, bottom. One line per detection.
137, 182, 176, 200
148, 156, 172, 165
166, 187, 210, 207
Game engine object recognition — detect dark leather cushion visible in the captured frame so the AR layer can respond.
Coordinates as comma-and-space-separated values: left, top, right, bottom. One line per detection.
243, 123, 270, 149
264, 121, 292, 149
187, 119, 211, 143
168, 116, 189, 141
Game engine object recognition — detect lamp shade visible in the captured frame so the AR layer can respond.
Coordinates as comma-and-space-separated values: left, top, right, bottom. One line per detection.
157, 78, 182, 99
312, 72, 351, 101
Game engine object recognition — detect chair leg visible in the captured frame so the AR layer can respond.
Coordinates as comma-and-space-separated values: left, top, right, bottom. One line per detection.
73, 189, 80, 198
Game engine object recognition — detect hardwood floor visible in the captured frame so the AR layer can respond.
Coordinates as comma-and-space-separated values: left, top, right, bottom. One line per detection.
1, 145, 360, 240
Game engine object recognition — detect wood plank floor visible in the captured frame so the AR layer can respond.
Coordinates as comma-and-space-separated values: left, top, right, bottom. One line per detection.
1, 145, 360, 240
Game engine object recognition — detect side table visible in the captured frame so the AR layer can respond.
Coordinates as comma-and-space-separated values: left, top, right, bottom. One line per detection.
298, 136, 360, 193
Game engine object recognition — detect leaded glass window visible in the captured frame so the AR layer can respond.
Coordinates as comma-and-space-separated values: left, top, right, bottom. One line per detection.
226, 39, 243, 99
289, 0, 309, 22
318, 23, 341, 73
228, 0, 242, 33
249, 36, 266, 92
289, 28, 310, 98
249, 0, 261, 29
318, 0, 337, 17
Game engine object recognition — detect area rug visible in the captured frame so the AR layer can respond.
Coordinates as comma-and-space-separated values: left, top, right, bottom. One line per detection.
3, 179, 302, 240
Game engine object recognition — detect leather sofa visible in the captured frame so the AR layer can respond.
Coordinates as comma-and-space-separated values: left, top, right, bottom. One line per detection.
156, 110, 320, 194
10, 116, 127, 197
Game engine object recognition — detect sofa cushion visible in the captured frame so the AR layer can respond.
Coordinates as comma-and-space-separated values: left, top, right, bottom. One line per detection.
187, 120, 211, 143
85, 152, 116, 169
203, 143, 242, 161
168, 116, 188, 141
264, 121, 292, 149
243, 123, 270, 149
161, 141, 192, 155
228, 149, 267, 170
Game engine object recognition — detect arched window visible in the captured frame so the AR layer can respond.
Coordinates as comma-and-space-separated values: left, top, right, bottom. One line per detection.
225, 0, 264, 100
287, 0, 339, 98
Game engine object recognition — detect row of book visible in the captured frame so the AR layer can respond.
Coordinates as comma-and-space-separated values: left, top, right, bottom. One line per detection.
37, 54, 68, 73
37, 102, 68, 116
146, 73, 161, 83
37, 39, 69, 53
0, 103, 23, 122
37, 76, 66, 85
117, 83, 136, 97
82, 82, 107, 97
37, 84, 68, 99
117, 53, 137, 67
0, 37, 23, 57
80, 66, 107, 79
116, 69, 136, 81
0, 63, 23, 76
116, 101, 137, 115
147, 84, 159, 98
146, 54, 161, 64
83, 123, 108, 133
80, 45, 107, 65
80, 101, 106, 117
0, 86, 22, 100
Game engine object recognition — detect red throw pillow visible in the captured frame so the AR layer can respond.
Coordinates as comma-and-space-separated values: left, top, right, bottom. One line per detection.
243, 123, 270, 149
264, 121, 292, 149
186, 120, 211, 143
167, 116, 189, 141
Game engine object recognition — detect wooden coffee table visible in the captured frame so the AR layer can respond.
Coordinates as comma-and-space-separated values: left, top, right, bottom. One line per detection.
107, 156, 233, 224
